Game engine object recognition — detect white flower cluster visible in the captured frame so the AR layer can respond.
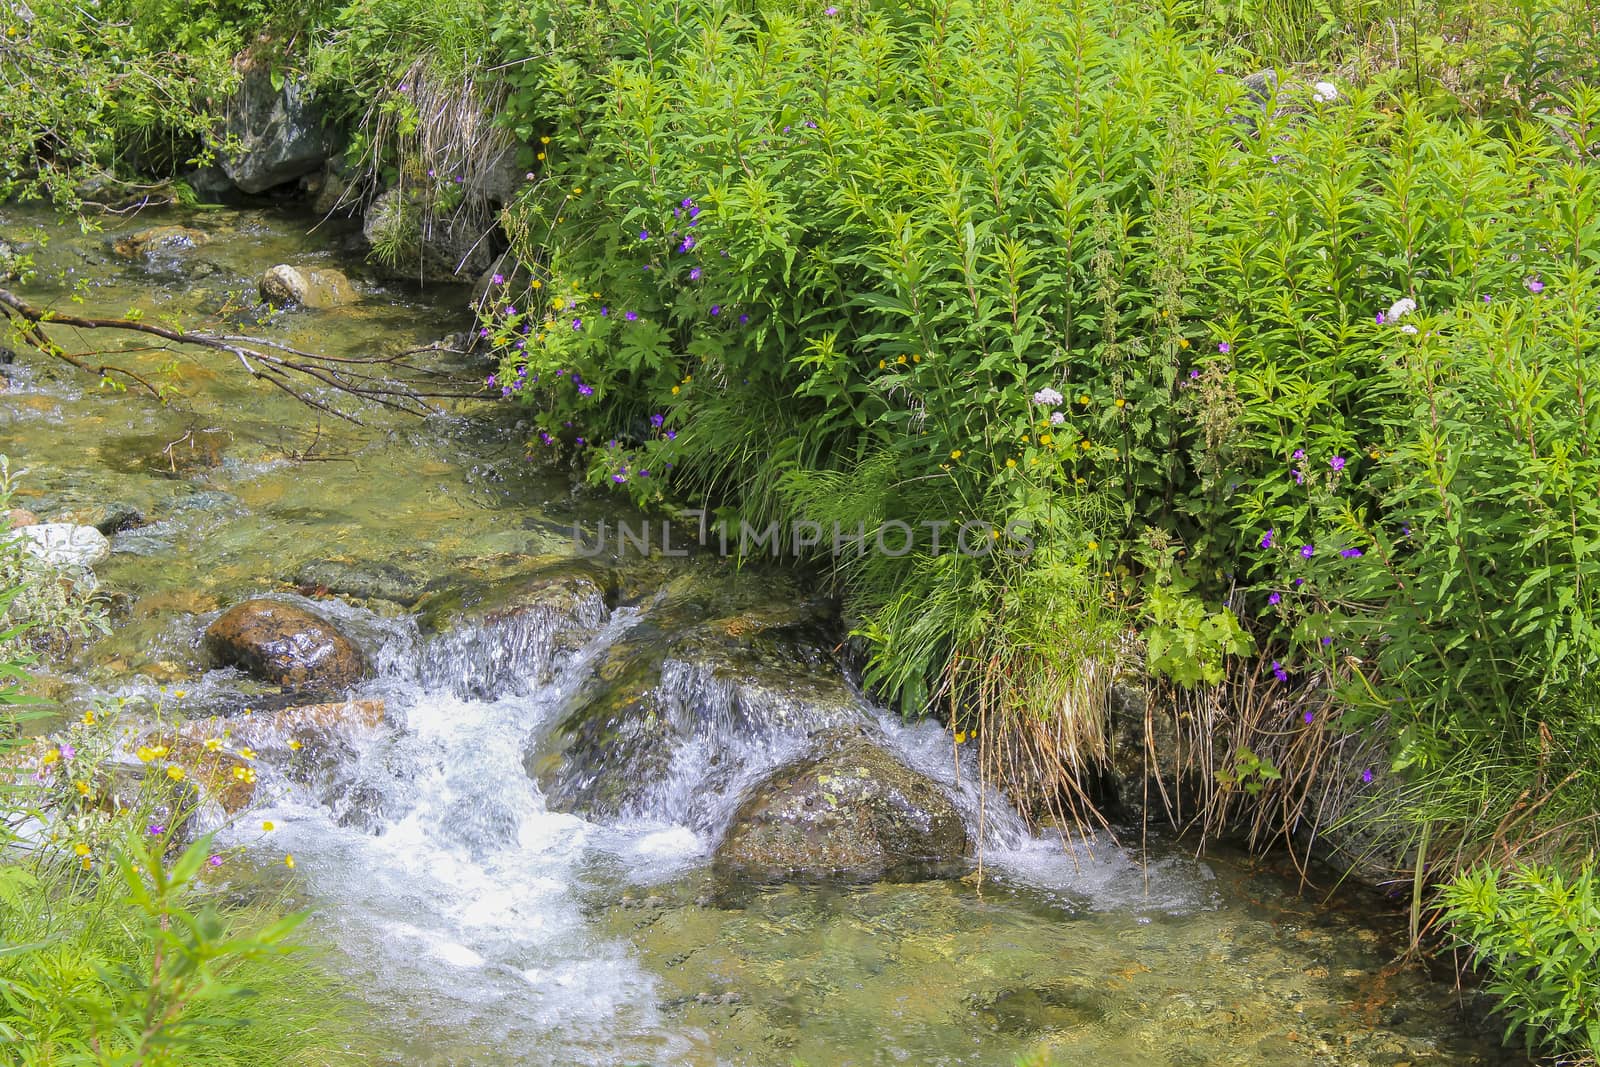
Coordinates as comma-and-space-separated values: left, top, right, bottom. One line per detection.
1032, 387, 1064, 407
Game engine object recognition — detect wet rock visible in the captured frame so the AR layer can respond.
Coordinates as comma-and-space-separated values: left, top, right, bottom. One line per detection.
295, 557, 429, 606
219, 67, 339, 194
111, 226, 209, 260
714, 732, 969, 884
417, 558, 618, 697
260, 264, 358, 309
15, 523, 111, 569
204, 598, 367, 691
5, 508, 38, 529
532, 594, 863, 825
362, 188, 495, 284
57, 501, 146, 535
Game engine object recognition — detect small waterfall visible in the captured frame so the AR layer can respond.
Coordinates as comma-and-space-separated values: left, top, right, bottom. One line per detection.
416, 586, 609, 699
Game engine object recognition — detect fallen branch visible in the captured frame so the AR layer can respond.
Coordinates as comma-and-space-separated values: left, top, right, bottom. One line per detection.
0, 287, 485, 422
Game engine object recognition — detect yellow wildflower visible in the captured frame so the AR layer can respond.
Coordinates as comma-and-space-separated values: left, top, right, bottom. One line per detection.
173, 690, 187, 699
1178, 337, 1190, 349
572, 187, 582, 195
912, 354, 921, 363
537, 152, 546, 161
1088, 540, 1100, 551
878, 359, 886, 369
896, 354, 906, 364
284, 855, 296, 869
1115, 398, 1126, 409
82, 710, 95, 726
136, 746, 156, 762
41, 749, 59, 766
950, 449, 963, 460
75, 781, 90, 796
671, 386, 680, 395
540, 135, 551, 145
238, 748, 257, 761
166, 766, 186, 782
1078, 395, 1090, 405
554, 298, 566, 310
262, 821, 275, 832
289, 739, 303, 751
531, 279, 543, 289
73, 842, 90, 856
1005, 458, 1016, 468
204, 738, 222, 752
954, 731, 968, 745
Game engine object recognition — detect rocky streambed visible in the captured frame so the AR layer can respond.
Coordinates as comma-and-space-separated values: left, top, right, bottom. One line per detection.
0, 203, 1523, 1065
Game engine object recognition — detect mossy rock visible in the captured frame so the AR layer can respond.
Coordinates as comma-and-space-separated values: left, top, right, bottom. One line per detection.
714, 732, 970, 884
531, 592, 856, 823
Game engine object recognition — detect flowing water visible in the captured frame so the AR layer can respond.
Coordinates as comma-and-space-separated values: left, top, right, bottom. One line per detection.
0, 204, 1521, 1066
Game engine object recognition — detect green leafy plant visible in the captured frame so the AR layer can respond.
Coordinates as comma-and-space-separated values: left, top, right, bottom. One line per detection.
1441, 862, 1600, 1062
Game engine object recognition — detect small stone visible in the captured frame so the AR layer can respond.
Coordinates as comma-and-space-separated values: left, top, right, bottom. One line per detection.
15, 523, 111, 569
111, 226, 208, 260
260, 264, 358, 309
5, 508, 38, 529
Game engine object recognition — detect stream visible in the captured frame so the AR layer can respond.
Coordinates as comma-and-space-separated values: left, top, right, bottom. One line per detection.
0, 204, 1520, 1066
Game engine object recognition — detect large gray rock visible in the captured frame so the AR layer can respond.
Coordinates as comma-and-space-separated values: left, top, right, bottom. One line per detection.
204, 598, 367, 691
715, 732, 970, 884
15, 523, 111, 570
220, 68, 340, 195
260, 265, 358, 309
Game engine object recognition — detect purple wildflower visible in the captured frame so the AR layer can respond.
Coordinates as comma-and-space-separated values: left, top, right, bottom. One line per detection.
208, 854, 223, 867
578, 383, 594, 396
1340, 547, 1363, 558
1268, 592, 1281, 606
739, 314, 749, 325
825, 4, 838, 12
486, 374, 497, 387
148, 823, 165, 837
1272, 660, 1288, 682
58, 744, 74, 761
1293, 449, 1305, 460
1300, 544, 1315, 558
1260, 529, 1275, 549
1526, 277, 1545, 294
679, 235, 696, 253
1303, 710, 1315, 724
612, 473, 627, 484
710, 305, 721, 316
1361, 768, 1374, 783
625, 311, 638, 321
690, 267, 701, 281
650, 413, 665, 427
1376, 311, 1385, 324
1218, 342, 1231, 353
1330, 455, 1345, 471
572, 317, 583, 330
666, 430, 677, 440
600, 306, 609, 316
1321, 636, 1334, 647
492, 273, 505, 286
1293, 469, 1305, 485
640, 230, 650, 240
1293, 578, 1304, 587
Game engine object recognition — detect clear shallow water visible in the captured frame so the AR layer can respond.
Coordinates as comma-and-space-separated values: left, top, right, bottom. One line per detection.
1, 204, 1519, 1066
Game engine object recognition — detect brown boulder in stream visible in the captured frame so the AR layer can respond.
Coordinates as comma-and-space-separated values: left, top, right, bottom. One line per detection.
204, 598, 366, 690
715, 732, 969, 884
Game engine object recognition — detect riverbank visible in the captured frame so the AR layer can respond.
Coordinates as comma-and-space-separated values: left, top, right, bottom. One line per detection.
3, 0, 1599, 1060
